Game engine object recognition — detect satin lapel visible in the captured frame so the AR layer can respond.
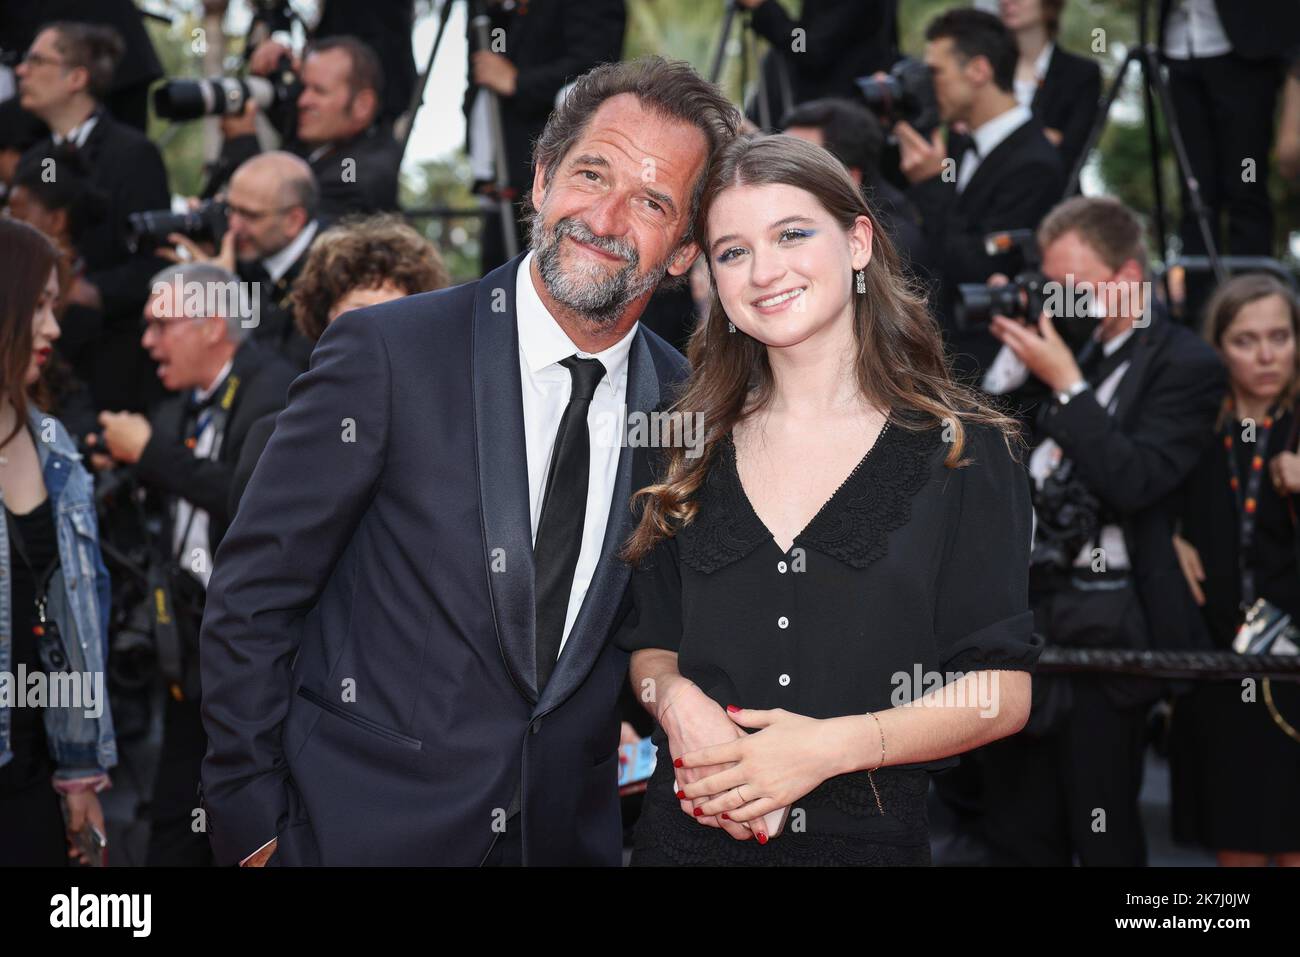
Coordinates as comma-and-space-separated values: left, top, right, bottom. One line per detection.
472, 253, 538, 703
534, 327, 661, 716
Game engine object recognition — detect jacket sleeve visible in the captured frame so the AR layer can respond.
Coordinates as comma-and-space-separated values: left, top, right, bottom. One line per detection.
199, 312, 390, 866
1040, 334, 1227, 515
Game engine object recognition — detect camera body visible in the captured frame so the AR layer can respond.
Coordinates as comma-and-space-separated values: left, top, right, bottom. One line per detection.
126, 200, 228, 254
855, 57, 941, 135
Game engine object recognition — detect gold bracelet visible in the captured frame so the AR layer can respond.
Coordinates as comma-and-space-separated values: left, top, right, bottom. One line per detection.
864, 711, 885, 815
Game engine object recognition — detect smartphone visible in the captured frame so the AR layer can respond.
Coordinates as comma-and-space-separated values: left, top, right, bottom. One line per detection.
73, 822, 108, 867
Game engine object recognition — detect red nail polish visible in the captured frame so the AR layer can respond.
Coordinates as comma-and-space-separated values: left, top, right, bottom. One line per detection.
676, 790, 685, 800
694, 807, 704, 817
727, 704, 741, 713
673, 757, 683, 768
721, 813, 730, 820
757, 832, 768, 845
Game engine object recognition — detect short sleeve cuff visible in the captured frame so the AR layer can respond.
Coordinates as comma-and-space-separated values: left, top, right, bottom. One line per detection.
940, 610, 1043, 674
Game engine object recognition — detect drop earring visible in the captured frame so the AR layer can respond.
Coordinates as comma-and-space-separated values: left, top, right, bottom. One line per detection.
855, 269, 866, 294
727, 320, 736, 333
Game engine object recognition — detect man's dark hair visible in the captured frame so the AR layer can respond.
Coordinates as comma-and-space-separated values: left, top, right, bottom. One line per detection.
13, 145, 107, 244
307, 35, 385, 114
44, 21, 125, 101
781, 98, 883, 179
925, 8, 1017, 94
530, 56, 742, 243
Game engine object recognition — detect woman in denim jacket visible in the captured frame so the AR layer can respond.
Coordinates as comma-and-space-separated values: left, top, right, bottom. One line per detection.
0, 220, 116, 865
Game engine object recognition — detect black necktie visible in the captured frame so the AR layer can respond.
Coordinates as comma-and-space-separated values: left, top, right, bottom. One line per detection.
533, 355, 605, 692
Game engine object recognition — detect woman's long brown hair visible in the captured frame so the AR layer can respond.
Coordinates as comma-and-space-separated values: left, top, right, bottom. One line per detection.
622, 133, 1020, 565
0, 219, 60, 451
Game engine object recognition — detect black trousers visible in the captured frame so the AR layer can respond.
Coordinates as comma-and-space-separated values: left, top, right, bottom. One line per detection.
145, 692, 213, 866
1166, 53, 1284, 311
981, 675, 1149, 866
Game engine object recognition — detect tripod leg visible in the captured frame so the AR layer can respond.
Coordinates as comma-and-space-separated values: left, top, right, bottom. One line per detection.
1143, 48, 1225, 285
1065, 49, 1139, 197
709, 3, 739, 86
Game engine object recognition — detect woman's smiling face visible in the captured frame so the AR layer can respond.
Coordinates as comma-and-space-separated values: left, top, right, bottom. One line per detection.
706, 182, 871, 350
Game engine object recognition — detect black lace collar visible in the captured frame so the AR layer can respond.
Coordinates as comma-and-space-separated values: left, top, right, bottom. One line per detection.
676, 418, 939, 573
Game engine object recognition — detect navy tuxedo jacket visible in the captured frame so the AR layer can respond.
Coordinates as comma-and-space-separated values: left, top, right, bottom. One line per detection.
199, 254, 688, 865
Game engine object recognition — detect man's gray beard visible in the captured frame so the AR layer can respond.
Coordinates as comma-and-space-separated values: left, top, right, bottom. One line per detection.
531, 213, 670, 325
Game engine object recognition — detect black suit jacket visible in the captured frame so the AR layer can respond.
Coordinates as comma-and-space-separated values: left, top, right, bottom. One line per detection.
1032, 312, 1226, 703
199, 253, 689, 865
1158, 0, 1300, 62
747, 0, 899, 127
463, 0, 626, 194
1033, 45, 1102, 178
135, 340, 298, 557
23, 113, 170, 321
241, 249, 316, 373
908, 115, 1065, 381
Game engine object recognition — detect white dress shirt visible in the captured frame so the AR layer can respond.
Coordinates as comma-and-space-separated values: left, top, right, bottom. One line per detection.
262, 220, 319, 283
1028, 326, 1137, 569
173, 357, 235, 588
957, 103, 1034, 194
1164, 0, 1233, 59
52, 111, 99, 149
1014, 43, 1055, 109
515, 251, 637, 657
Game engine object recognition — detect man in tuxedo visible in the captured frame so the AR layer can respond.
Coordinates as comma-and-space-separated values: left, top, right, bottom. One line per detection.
211, 37, 400, 219
894, 8, 1063, 384
92, 262, 298, 865
466, 0, 627, 273
199, 56, 740, 867
171, 152, 320, 372
1159, 0, 1300, 314
16, 20, 170, 412
978, 196, 1225, 866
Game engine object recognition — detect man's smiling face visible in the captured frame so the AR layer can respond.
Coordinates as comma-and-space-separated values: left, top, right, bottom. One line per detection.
528, 93, 709, 328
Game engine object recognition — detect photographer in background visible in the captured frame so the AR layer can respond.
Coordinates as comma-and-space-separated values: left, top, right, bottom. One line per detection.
15, 21, 170, 413
1000, 0, 1102, 177
88, 262, 297, 866
0, 0, 163, 131
978, 196, 1224, 866
781, 97, 933, 282
210, 37, 400, 220
246, 0, 417, 132
733, 0, 899, 131
169, 152, 320, 372
466, 0, 626, 272
894, 8, 1063, 384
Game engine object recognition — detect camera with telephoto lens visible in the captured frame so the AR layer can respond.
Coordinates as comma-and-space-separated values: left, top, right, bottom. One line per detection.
126, 200, 228, 254
152, 57, 301, 123
954, 229, 1048, 331
855, 57, 941, 135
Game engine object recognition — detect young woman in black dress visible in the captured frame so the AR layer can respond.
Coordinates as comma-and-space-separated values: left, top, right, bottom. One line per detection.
1169, 274, 1300, 866
616, 134, 1044, 865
